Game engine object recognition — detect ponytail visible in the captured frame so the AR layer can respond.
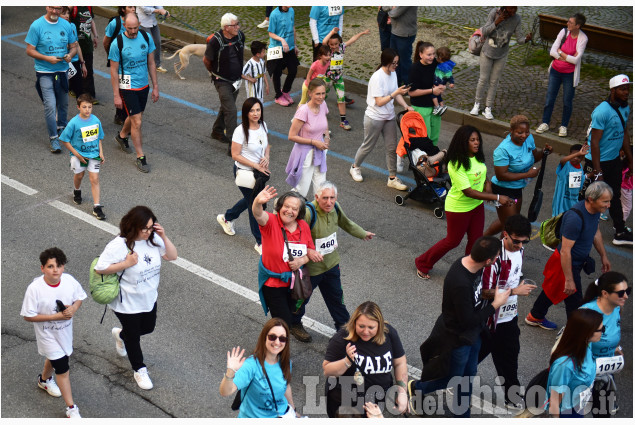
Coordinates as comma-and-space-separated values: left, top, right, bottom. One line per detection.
582, 271, 628, 304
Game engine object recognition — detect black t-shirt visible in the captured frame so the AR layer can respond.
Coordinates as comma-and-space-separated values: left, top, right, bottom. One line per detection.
324, 323, 405, 393
408, 59, 438, 108
71, 6, 94, 53
204, 30, 244, 82
442, 257, 495, 345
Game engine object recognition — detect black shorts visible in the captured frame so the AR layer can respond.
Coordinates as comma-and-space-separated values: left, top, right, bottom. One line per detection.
491, 182, 524, 200
49, 355, 70, 375
120, 86, 149, 116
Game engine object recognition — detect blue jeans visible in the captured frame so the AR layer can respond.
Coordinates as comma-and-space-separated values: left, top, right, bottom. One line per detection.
414, 338, 481, 417
224, 166, 261, 245
291, 265, 350, 329
390, 34, 415, 86
379, 24, 392, 51
541, 68, 575, 127
37, 72, 69, 140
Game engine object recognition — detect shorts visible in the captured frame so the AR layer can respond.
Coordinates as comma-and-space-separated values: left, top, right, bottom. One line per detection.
120, 86, 149, 116
491, 182, 524, 200
70, 156, 101, 174
49, 355, 70, 374
324, 76, 346, 103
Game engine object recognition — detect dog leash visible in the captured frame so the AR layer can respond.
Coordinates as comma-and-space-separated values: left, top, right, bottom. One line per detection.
159, 14, 207, 36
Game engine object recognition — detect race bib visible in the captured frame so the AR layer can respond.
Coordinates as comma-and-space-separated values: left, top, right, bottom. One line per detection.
328, 5, 343, 16
268, 46, 283, 60
497, 296, 518, 321
577, 387, 592, 412
569, 170, 583, 188
67, 62, 77, 78
81, 124, 99, 143
118, 74, 131, 90
282, 243, 307, 262
596, 355, 625, 375
316, 232, 338, 255
330, 54, 344, 70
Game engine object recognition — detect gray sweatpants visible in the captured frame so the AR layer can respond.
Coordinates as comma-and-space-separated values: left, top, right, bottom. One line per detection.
354, 115, 398, 176
474, 52, 508, 108
141, 25, 162, 67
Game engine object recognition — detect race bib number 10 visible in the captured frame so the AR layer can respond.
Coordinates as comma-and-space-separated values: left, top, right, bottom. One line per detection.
328, 5, 342, 16
268, 46, 283, 60
118, 74, 131, 90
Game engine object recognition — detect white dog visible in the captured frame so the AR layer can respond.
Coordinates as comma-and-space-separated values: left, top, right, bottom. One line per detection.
165, 44, 208, 80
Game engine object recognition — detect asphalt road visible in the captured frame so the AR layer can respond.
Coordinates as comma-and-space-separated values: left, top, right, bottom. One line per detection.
1, 7, 632, 419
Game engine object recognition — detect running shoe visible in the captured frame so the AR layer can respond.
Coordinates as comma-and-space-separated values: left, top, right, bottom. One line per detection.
469, 103, 479, 116
93, 205, 106, 220
349, 165, 363, 182
73, 190, 82, 205
535, 123, 549, 133
66, 405, 81, 418
115, 134, 131, 153
38, 374, 62, 397
482, 107, 494, 120
136, 156, 150, 173
134, 367, 153, 390
290, 323, 312, 343
387, 177, 408, 191
217, 214, 236, 236
339, 120, 351, 130
112, 327, 127, 356
524, 313, 557, 330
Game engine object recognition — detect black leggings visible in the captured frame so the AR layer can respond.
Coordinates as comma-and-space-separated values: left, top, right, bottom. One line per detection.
262, 285, 297, 326
114, 302, 157, 371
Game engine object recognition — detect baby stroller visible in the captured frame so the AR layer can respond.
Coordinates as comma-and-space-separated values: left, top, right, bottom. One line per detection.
395, 110, 450, 219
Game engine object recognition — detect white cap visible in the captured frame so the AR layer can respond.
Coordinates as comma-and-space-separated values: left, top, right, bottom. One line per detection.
609, 74, 632, 89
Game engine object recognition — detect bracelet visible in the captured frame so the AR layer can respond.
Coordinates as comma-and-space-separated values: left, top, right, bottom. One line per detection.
224, 372, 234, 380
389, 94, 393, 100
344, 359, 351, 368
497, 194, 500, 203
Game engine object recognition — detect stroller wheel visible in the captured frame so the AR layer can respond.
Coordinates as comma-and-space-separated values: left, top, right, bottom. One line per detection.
434, 207, 445, 219
395, 195, 405, 206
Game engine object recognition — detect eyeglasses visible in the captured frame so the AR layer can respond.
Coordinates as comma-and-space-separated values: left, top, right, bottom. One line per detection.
609, 287, 631, 298
391, 61, 399, 66
140, 225, 154, 232
267, 334, 288, 343
594, 325, 606, 334
511, 238, 530, 245
227, 22, 241, 27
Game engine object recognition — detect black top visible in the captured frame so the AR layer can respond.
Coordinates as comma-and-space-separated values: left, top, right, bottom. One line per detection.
408, 58, 438, 108
324, 323, 405, 393
204, 30, 245, 82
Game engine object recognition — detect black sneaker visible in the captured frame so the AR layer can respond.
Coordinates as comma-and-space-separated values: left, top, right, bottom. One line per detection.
73, 190, 82, 205
613, 228, 633, 246
92, 205, 106, 220
136, 156, 150, 173
344, 96, 355, 106
289, 323, 312, 343
211, 130, 230, 143
115, 134, 131, 153
113, 114, 124, 126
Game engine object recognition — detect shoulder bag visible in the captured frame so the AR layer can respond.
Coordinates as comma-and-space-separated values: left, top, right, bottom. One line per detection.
281, 226, 313, 301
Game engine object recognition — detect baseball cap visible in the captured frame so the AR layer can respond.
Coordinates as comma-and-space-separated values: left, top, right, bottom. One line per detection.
609, 74, 632, 89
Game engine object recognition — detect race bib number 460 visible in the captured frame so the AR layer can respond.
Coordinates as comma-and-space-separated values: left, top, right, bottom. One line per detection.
316, 232, 338, 255
118, 74, 131, 90
282, 243, 307, 262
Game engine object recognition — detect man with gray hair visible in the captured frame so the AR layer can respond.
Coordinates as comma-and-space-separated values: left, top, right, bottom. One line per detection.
289, 181, 375, 342
204, 13, 244, 145
526, 181, 612, 330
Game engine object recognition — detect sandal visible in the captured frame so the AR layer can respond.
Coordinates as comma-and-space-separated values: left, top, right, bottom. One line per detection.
416, 270, 430, 280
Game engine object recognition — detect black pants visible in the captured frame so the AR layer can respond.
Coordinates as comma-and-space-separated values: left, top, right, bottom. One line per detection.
490, 317, 521, 402
584, 158, 625, 233
267, 51, 299, 99
81, 49, 96, 98
262, 285, 297, 327
531, 263, 584, 319
114, 302, 157, 371
68, 60, 84, 97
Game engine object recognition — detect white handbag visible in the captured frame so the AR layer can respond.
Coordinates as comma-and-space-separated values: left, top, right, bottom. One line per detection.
235, 168, 256, 189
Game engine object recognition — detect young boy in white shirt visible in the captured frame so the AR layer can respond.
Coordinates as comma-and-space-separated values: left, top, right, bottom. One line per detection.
21, 247, 87, 418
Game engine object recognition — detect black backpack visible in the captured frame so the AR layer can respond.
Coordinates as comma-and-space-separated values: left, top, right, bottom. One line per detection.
208, 30, 244, 74
114, 30, 150, 82
105, 16, 122, 67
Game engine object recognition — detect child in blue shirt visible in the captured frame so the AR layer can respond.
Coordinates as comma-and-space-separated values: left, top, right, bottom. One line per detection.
552, 143, 588, 217
59, 93, 105, 220
432, 46, 455, 116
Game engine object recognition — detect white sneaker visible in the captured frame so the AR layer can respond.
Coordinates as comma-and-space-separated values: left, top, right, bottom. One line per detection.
217, 214, 235, 236
469, 103, 480, 116
112, 327, 127, 357
349, 165, 363, 182
66, 405, 81, 418
134, 367, 153, 390
38, 374, 62, 397
558, 126, 567, 137
482, 107, 494, 120
536, 123, 549, 133
256, 19, 269, 29
396, 155, 404, 172
254, 244, 262, 255
387, 177, 408, 191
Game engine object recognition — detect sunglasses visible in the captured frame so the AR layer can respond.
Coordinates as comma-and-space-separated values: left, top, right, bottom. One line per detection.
267, 334, 288, 343
511, 238, 530, 245
594, 325, 606, 334
609, 287, 631, 298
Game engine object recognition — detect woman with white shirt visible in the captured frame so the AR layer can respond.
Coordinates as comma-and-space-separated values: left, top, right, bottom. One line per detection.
349, 48, 412, 191
217, 98, 271, 255
536, 13, 588, 137
137, 6, 170, 73
95, 205, 177, 390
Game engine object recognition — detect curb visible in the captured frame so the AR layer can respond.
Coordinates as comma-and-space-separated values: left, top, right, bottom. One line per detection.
94, 6, 579, 155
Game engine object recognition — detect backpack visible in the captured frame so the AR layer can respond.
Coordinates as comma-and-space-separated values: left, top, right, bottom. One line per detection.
539, 208, 584, 249
207, 30, 244, 74
305, 201, 340, 230
89, 256, 124, 305
106, 16, 122, 67
115, 30, 150, 81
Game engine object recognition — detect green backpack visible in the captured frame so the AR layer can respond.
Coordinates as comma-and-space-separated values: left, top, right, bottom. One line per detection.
540, 208, 584, 249
89, 256, 123, 305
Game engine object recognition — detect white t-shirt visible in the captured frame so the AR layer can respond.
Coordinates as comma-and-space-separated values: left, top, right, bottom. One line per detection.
20, 274, 87, 360
497, 248, 523, 324
232, 123, 269, 171
95, 235, 166, 314
365, 67, 398, 121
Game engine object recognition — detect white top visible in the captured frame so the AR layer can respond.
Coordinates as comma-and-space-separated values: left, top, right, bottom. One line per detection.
21, 274, 87, 360
137, 6, 163, 28
497, 248, 523, 324
95, 235, 166, 314
232, 123, 269, 170
365, 68, 398, 121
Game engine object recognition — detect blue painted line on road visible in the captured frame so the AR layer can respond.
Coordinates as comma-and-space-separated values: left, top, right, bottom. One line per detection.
5, 31, 632, 260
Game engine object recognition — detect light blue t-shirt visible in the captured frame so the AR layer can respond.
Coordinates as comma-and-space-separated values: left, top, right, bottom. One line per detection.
546, 347, 596, 413
491, 133, 536, 189
581, 301, 621, 360
108, 32, 156, 90
69, 25, 79, 62
309, 6, 343, 42
59, 114, 104, 159
104, 16, 125, 38
586, 101, 630, 162
233, 356, 290, 418
25, 16, 77, 73
552, 161, 585, 216
268, 7, 295, 50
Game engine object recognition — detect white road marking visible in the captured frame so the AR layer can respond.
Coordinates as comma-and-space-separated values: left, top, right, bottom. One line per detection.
2, 174, 39, 195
